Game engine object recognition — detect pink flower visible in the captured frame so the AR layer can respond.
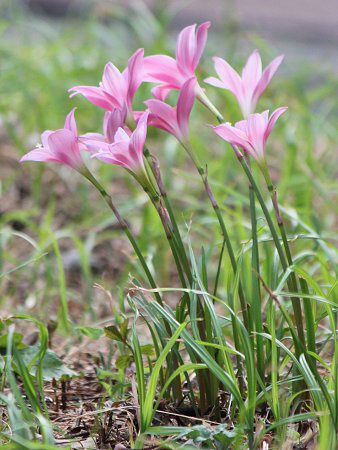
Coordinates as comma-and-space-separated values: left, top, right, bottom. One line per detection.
69, 48, 144, 119
144, 77, 196, 145
143, 22, 210, 100
205, 50, 284, 117
80, 108, 127, 146
212, 107, 288, 163
20, 109, 85, 172
86, 111, 150, 183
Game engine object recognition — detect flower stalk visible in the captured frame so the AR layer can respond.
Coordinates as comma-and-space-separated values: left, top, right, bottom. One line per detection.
246, 157, 265, 383
83, 168, 184, 402
234, 150, 306, 350
146, 150, 193, 285
82, 169, 162, 302
184, 142, 250, 330
144, 148, 217, 410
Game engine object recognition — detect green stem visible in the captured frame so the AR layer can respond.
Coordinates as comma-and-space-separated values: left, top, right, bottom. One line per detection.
213, 239, 225, 297
236, 154, 287, 266
235, 152, 306, 350
83, 169, 183, 402
180, 144, 249, 394
144, 148, 193, 285
247, 158, 264, 383
144, 150, 200, 421
150, 196, 189, 290
264, 176, 306, 349
83, 169, 163, 305
146, 151, 220, 409
162, 196, 193, 283
196, 84, 224, 123
184, 144, 250, 330
145, 150, 219, 408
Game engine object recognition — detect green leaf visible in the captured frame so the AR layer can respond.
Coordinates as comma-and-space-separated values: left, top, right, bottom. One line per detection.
0, 318, 13, 333
141, 322, 187, 432
104, 325, 125, 343
120, 318, 130, 339
17, 345, 77, 381
214, 424, 237, 445
76, 326, 104, 340
0, 332, 24, 349
116, 354, 133, 370
140, 344, 154, 356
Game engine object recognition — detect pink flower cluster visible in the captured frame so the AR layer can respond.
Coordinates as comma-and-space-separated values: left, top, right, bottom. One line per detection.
20, 22, 287, 178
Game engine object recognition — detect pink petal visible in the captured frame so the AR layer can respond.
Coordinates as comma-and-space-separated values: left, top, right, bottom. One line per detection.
85, 140, 111, 154
93, 141, 136, 172
133, 110, 145, 122
252, 54, 284, 105
114, 127, 131, 144
80, 132, 106, 142
90, 152, 117, 165
234, 119, 248, 133
213, 123, 252, 153
130, 111, 148, 163
91, 150, 128, 167
143, 55, 181, 87
101, 62, 126, 107
115, 154, 136, 171
193, 21, 211, 69
264, 106, 288, 143
246, 113, 267, 158
68, 86, 115, 110
177, 77, 196, 141
104, 109, 127, 142
63, 108, 77, 136
204, 76, 228, 89
126, 48, 144, 108
47, 129, 82, 169
108, 150, 135, 171
147, 114, 175, 136
144, 99, 177, 136
151, 84, 172, 101
108, 141, 130, 157
212, 57, 242, 96
41, 130, 53, 148
241, 50, 262, 92
20, 147, 58, 164
176, 24, 197, 75
261, 110, 270, 123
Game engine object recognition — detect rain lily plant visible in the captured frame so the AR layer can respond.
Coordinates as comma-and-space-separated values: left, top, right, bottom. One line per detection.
20, 22, 336, 449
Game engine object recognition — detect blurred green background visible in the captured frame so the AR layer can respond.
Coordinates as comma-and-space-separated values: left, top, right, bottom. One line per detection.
0, 0, 337, 326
